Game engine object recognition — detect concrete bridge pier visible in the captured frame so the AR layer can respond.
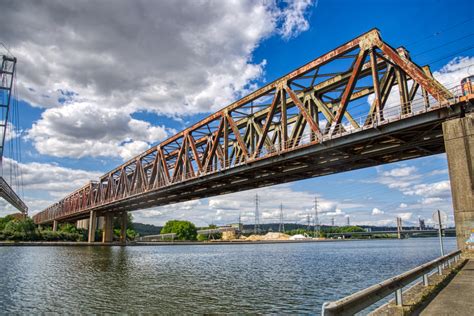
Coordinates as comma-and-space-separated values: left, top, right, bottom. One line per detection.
102, 213, 114, 243
120, 211, 127, 243
443, 113, 474, 250
88, 210, 97, 243
52, 220, 58, 232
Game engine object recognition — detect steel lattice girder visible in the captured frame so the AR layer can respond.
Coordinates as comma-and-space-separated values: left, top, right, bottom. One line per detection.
33, 28, 465, 225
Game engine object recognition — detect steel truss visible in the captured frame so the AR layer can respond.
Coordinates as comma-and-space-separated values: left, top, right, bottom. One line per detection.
34, 29, 466, 224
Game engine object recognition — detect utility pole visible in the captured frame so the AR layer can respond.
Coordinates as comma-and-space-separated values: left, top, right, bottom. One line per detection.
346, 215, 350, 226
254, 193, 260, 234
314, 197, 320, 237
279, 203, 285, 232
306, 214, 311, 232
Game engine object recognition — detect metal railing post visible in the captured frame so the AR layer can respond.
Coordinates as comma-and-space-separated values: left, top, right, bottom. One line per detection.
438, 264, 443, 275
395, 288, 403, 306
423, 274, 429, 286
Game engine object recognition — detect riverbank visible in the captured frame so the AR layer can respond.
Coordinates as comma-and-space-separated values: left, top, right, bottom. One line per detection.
0, 238, 358, 247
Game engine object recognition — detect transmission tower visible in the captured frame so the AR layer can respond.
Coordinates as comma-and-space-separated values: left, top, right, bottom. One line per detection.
278, 203, 285, 232
254, 193, 260, 234
313, 197, 320, 237
331, 217, 335, 227
346, 215, 350, 226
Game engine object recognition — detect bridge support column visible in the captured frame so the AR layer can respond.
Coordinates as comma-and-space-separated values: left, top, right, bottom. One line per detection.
52, 220, 58, 232
102, 213, 114, 243
443, 113, 474, 251
88, 210, 97, 243
120, 211, 127, 243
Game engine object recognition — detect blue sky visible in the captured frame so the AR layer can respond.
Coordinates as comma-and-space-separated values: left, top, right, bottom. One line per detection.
0, 0, 472, 227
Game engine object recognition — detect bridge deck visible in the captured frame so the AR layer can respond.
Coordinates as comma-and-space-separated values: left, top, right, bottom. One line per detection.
420, 259, 474, 315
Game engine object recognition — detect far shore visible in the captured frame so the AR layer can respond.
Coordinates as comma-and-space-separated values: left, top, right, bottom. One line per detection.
0, 238, 369, 247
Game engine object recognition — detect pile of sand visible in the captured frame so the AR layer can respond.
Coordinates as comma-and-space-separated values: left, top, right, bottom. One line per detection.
244, 232, 290, 241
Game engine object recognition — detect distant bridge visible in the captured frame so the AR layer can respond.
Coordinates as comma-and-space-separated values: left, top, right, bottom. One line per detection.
325, 228, 456, 238
32, 29, 473, 243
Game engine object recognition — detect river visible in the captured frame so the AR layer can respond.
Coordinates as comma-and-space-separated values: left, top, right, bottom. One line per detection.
0, 237, 456, 314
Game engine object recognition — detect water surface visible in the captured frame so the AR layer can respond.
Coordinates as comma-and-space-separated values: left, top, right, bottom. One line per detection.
0, 238, 456, 314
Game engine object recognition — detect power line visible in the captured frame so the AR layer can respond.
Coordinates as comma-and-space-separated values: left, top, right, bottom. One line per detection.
405, 17, 474, 48
412, 33, 474, 58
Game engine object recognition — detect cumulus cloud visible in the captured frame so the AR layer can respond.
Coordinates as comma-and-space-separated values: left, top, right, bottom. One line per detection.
375, 166, 421, 190
371, 207, 384, 215
27, 102, 170, 160
1, 1, 314, 160
404, 180, 451, 198
399, 203, 408, 208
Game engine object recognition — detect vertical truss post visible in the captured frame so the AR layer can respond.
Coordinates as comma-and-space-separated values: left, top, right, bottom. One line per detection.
369, 48, 381, 124
280, 89, 288, 150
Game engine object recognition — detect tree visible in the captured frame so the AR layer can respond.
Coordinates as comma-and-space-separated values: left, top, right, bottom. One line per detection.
161, 220, 197, 240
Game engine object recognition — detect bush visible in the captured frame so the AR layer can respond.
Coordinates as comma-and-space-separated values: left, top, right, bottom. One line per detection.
161, 220, 197, 241
197, 234, 208, 241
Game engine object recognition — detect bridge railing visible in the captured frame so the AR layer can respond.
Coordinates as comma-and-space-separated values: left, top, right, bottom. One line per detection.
321, 249, 462, 316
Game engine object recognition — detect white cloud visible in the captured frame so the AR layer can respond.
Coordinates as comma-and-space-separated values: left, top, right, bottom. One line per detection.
278, 0, 314, 39
2, 1, 314, 159
421, 197, 444, 205
432, 56, 474, 89
382, 166, 417, 177
326, 208, 345, 216
397, 212, 413, 221
371, 207, 384, 215
27, 102, 170, 160
404, 180, 451, 198
399, 203, 408, 208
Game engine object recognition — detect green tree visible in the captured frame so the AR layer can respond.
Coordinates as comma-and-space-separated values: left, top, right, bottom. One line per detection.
0, 215, 15, 231
161, 220, 197, 241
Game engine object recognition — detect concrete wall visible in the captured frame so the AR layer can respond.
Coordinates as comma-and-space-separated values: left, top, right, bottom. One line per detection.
443, 113, 474, 250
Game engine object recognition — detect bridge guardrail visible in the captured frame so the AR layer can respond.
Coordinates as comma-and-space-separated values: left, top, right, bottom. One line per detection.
321, 249, 462, 316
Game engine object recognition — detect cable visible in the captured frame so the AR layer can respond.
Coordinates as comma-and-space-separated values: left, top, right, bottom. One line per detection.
412, 33, 474, 58
405, 17, 474, 48
421, 46, 474, 65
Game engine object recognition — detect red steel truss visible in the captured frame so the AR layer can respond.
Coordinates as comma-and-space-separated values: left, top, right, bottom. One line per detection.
33, 29, 470, 225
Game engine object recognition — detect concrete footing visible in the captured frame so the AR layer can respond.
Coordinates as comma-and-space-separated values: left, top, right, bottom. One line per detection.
443, 113, 474, 250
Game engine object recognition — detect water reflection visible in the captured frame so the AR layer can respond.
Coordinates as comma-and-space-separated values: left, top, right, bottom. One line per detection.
0, 238, 456, 314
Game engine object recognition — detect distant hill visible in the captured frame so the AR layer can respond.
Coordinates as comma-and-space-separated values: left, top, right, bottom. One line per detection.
133, 223, 162, 236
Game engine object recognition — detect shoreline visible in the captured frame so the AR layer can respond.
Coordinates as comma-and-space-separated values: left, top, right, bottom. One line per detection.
0, 238, 359, 247
0, 237, 444, 247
